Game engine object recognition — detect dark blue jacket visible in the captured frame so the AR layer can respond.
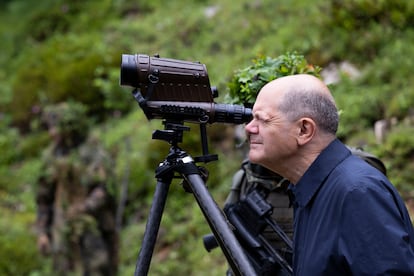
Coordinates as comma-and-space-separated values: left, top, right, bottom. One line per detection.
290, 139, 414, 275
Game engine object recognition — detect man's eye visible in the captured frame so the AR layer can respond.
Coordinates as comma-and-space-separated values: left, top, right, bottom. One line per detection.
257, 116, 268, 123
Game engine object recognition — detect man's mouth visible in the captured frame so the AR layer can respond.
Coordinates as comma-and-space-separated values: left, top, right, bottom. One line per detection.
247, 134, 261, 145
249, 139, 261, 145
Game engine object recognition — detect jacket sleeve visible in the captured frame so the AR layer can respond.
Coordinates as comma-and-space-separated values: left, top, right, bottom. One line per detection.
339, 178, 414, 274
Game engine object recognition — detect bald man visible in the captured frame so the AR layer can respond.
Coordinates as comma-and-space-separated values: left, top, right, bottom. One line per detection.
245, 74, 414, 275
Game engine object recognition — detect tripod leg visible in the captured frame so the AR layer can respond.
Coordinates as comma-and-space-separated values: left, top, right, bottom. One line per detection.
186, 173, 257, 276
134, 178, 172, 276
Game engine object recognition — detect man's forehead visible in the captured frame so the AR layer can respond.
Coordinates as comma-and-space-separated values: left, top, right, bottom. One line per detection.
256, 83, 285, 106
253, 91, 279, 115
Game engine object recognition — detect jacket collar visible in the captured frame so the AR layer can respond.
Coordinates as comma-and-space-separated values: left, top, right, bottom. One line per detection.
290, 139, 351, 208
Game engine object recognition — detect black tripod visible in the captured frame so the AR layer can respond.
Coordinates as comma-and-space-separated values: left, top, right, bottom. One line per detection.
134, 120, 257, 276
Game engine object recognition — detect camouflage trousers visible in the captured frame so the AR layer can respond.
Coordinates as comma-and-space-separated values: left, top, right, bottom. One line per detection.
52, 228, 117, 276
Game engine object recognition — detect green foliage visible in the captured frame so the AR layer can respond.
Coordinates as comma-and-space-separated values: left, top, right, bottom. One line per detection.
0, 127, 20, 166
225, 53, 321, 106
317, 0, 414, 64
43, 101, 90, 133
0, 210, 43, 275
94, 66, 133, 114
329, 0, 414, 30
0, 160, 43, 274
8, 32, 131, 129
92, 111, 157, 219
360, 32, 414, 119
18, 131, 50, 159
3, 0, 131, 129
1, 0, 414, 274
330, 29, 414, 138
373, 125, 414, 193
330, 79, 384, 139
7, 0, 116, 45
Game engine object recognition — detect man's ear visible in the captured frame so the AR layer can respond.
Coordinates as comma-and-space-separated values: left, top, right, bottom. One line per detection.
296, 117, 316, 146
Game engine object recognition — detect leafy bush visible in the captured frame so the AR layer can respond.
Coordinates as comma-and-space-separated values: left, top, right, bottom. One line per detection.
373, 125, 414, 193
225, 52, 321, 106
330, 30, 414, 138
361, 32, 414, 119
9, 33, 131, 129
0, 127, 20, 166
330, 79, 384, 139
0, 210, 42, 275
317, 0, 414, 64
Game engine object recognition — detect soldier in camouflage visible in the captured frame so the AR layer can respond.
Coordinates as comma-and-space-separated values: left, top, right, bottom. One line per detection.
35, 102, 118, 276
224, 159, 294, 266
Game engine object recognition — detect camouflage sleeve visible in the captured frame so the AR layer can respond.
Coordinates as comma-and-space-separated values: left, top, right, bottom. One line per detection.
35, 175, 55, 236
84, 185, 109, 213
84, 185, 117, 233
224, 168, 245, 207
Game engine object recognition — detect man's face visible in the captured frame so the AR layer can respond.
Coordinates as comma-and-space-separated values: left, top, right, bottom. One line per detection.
245, 86, 298, 172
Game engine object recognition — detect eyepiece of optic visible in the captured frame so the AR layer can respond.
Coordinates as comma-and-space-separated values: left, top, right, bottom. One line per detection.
120, 54, 139, 87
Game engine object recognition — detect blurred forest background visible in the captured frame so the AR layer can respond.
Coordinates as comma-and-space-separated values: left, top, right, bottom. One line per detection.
1, 0, 414, 275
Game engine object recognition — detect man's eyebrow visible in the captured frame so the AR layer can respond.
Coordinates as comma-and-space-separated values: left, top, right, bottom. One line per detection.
252, 110, 269, 121
252, 110, 262, 118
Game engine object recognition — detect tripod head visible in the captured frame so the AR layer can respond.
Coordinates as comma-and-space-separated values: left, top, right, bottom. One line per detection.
152, 119, 218, 164
152, 121, 189, 146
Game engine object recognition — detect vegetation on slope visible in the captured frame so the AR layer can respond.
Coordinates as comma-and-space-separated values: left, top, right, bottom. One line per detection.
0, 0, 413, 274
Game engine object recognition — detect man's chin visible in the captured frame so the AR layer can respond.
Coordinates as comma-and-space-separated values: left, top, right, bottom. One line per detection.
248, 151, 261, 164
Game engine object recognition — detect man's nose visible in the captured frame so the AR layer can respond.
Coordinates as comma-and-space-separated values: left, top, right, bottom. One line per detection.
245, 120, 257, 134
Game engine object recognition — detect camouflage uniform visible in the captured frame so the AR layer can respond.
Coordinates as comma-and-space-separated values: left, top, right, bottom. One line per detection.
225, 160, 294, 265
36, 102, 118, 276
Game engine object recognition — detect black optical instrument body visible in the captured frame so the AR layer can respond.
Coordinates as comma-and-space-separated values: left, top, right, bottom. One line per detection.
120, 54, 252, 124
